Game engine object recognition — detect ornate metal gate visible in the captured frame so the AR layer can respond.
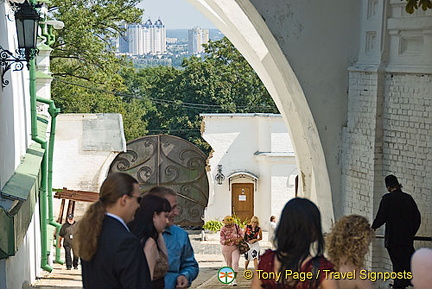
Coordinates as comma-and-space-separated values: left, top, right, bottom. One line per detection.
109, 135, 209, 226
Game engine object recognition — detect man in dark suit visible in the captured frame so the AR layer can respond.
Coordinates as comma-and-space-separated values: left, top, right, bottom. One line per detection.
79, 172, 152, 289
372, 174, 421, 289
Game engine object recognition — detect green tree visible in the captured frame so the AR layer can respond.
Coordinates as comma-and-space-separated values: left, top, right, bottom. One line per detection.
405, 0, 432, 13
123, 37, 278, 153
49, 0, 147, 140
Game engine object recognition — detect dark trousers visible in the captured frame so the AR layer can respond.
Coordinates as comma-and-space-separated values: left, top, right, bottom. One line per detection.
64, 244, 79, 269
387, 245, 415, 289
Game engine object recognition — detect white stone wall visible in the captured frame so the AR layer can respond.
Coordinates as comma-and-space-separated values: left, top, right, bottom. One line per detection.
52, 113, 127, 193
343, 2, 432, 287
201, 114, 297, 227
344, 69, 388, 284
344, 69, 432, 288
382, 73, 432, 243
343, 69, 382, 219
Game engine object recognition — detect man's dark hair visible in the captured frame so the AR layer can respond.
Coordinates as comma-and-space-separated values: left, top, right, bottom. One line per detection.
385, 175, 401, 189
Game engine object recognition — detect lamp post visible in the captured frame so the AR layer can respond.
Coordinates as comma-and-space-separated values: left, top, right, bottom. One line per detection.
215, 164, 225, 185
0, 1, 40, 88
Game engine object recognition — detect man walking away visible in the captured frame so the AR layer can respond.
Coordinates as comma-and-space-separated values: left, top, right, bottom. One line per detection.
372, 174, 421, 289
58, 214, 79, 270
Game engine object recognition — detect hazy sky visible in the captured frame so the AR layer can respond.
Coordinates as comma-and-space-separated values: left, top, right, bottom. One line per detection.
138, 0, 216, 30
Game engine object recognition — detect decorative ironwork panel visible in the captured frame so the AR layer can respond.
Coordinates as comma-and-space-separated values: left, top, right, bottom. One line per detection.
109, 135, 209, 226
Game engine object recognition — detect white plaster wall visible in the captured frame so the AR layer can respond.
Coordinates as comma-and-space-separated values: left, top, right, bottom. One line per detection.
0, 2, 42, 287
4, 203, 42, 289
52, 113, 127, 193
270, 163, 297, 220
0, 2, 32, 189
201, 114, 297, 227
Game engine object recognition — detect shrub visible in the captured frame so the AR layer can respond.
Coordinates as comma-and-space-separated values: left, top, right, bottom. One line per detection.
203, 220, 223, 232
232, 215, 249, 228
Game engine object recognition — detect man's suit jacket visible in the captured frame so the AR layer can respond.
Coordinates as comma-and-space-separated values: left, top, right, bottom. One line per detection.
372, 189, 421, 247
81, 215, 152, 289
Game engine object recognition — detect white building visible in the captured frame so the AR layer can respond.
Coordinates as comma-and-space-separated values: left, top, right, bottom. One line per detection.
122, 18, 166, 55
188, 27, 209, 54
128, 24, 144, 55
153, 19, 166, 54
0, 1, 62, 287
201, 113, 298, 225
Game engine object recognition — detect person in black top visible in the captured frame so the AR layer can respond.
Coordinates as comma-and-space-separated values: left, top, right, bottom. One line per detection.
58, 214, 79, 270
372, 174, 421, 289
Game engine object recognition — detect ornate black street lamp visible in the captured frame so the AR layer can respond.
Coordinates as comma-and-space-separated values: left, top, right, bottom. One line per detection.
0, 1, 40, 88
215, 164, 225, 185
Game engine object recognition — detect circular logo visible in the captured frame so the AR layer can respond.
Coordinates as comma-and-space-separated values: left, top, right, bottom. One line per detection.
218, 266, 235, 284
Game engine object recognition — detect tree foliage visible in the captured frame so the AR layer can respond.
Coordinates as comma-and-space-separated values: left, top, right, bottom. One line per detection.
122, 37, 278, 153
47, 1, 277, 151
405, 0, 432, 13
49, 0, 147, 140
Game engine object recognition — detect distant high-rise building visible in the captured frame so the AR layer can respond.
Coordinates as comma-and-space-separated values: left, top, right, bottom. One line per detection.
188, 27, 209, 54
153, 19, 166, 54
142, 19, 154, 54
118, 18, 166, 55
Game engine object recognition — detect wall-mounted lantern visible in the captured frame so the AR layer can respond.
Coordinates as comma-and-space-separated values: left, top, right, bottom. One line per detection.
1, 1, 41, 88
215, 164, 225, 185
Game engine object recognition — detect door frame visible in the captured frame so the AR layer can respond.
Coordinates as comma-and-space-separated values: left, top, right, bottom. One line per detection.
231, 182, 254, 222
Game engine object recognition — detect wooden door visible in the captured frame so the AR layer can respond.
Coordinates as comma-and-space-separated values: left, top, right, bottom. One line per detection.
231, 183, 254, 222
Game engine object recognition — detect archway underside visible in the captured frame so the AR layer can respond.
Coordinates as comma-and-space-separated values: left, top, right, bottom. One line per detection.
187, 0, 334, 229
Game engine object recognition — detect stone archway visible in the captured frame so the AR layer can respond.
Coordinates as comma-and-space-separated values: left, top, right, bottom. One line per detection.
187, 0, 336, 228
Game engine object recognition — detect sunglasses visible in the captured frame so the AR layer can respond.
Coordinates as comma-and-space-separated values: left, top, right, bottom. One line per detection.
129, 195, 142, 204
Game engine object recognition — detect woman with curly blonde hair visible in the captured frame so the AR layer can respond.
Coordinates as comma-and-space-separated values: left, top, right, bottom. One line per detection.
326, 214, 374, 289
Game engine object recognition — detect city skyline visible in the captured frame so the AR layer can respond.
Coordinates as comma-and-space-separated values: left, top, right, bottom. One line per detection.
138, 0, 216, 30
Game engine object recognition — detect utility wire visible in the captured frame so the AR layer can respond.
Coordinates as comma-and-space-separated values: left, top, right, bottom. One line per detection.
53, 77, 276, 112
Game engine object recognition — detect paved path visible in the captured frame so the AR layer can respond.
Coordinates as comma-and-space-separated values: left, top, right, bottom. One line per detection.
31, 232, 271, 289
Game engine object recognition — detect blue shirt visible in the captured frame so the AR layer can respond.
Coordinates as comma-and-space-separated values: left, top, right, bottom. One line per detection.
163, 225, 199, 289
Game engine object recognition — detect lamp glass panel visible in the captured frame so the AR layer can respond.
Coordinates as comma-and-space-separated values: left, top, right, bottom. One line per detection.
15, 19, 25, 48
32, 21, 38, 49
23, 19, 35, 49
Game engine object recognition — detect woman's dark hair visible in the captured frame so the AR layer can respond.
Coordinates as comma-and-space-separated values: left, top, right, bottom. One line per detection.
129, 194, 171, 243
275, 198, 324, 287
